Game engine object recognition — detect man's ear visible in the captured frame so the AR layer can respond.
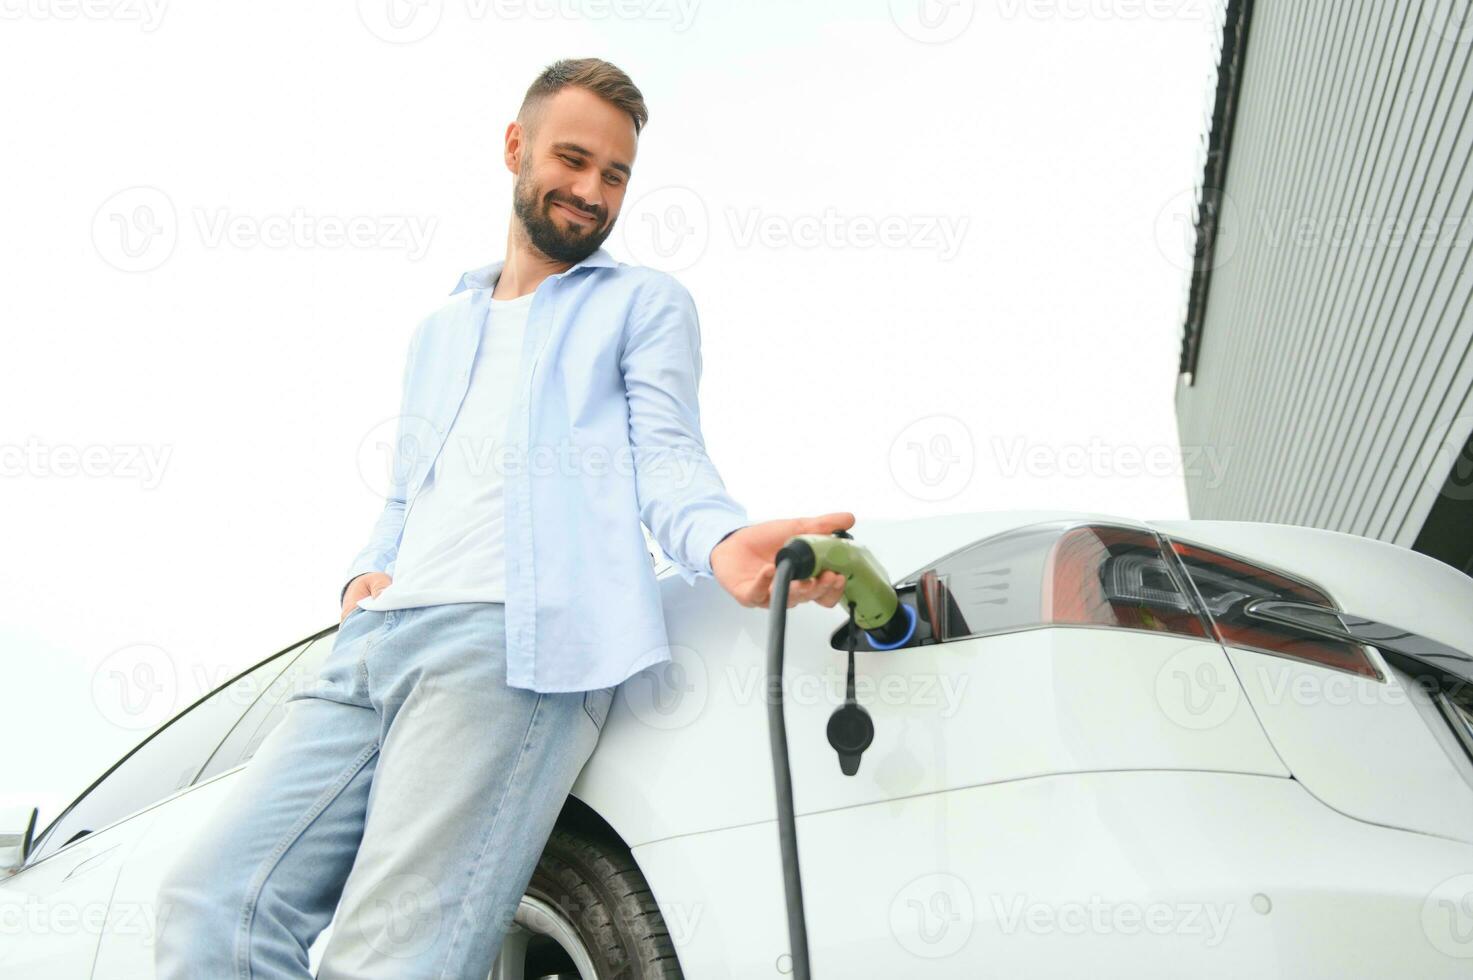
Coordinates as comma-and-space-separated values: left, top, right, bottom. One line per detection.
503, 120, 523, 175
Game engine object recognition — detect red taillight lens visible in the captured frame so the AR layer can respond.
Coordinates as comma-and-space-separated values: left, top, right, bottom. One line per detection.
1168, 541, 1382, 680
1044, 525, 1211, 638
906, 521, 1381, 681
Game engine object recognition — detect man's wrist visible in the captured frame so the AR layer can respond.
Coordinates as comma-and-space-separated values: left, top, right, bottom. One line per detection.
340, 573, 368, 606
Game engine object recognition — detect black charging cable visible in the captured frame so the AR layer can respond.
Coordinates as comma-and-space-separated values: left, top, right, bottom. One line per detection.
767, 555, 812, 980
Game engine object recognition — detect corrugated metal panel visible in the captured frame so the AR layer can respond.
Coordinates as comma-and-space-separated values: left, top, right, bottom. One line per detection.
1176, 0, 1473, 550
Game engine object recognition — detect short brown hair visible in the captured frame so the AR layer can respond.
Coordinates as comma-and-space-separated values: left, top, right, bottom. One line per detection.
518, 58, 648, 139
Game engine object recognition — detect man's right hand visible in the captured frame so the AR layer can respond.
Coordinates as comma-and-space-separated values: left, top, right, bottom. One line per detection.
341, 572, 392, 623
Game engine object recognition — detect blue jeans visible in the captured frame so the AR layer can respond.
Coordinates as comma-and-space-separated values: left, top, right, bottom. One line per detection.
153, 601, 615, 979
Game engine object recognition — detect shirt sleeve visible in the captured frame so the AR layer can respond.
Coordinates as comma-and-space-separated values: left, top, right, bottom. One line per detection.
341, 319, 426, 603
620, 273, 750, 585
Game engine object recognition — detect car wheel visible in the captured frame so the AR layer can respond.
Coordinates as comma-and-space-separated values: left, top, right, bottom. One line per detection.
490, 827, 684, 980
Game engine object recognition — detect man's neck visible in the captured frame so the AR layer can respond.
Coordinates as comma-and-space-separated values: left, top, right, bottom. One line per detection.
493, 226, 572, 300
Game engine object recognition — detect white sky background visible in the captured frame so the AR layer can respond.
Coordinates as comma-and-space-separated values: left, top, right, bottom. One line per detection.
1, 0, 1222, 828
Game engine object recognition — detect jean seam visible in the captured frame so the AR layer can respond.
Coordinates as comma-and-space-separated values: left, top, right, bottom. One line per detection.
356, 616, 390, 696
435, 692, 545, 978
235, 739, 380, 980
582, 687, 611, 729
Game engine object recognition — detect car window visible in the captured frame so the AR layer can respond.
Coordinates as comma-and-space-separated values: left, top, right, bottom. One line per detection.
27, 643, 307, 865
195, 634, 335, 782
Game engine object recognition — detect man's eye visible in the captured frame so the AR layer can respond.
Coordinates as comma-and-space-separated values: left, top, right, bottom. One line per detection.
604, 174, 623, 186
560, 155, 581, 166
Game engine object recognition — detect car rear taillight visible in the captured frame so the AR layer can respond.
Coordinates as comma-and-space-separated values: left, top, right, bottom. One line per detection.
903, 522, 1382, 680
1044, 525, 1211, 638
1167, 541, 1383, 681
908, 521, 1210, 643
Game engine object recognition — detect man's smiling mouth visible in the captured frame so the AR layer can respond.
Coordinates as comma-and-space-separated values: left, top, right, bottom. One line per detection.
552, 200, 597, 223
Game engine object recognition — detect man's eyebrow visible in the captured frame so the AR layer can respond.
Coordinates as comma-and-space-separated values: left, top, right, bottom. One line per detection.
551, 141, 632, 177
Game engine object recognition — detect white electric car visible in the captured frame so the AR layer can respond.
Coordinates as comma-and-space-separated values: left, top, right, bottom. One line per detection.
5, 510, 1473, 978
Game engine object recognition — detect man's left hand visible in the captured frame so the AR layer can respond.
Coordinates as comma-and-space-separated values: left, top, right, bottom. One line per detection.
711, 511, 855, 609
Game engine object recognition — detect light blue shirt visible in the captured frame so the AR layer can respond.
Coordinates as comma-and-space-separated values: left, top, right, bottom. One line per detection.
342, 248, 750, 692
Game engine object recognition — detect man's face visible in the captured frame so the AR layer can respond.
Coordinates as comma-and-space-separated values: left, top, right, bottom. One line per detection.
510, 86, 637, 264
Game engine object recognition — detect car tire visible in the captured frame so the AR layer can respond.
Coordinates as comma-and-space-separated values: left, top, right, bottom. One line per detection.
515, 826, 685, 979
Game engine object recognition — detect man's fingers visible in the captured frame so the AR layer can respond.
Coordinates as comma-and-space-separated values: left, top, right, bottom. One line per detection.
803, 511, 856, 534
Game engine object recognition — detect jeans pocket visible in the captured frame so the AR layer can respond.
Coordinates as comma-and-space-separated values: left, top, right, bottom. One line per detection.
582, 686, 615, 731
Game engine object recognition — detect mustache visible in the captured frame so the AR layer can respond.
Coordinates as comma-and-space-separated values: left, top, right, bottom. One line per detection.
547, 194, 603, 222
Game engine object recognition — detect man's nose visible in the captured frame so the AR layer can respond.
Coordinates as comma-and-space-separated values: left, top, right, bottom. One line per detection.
568, 173, 603, 216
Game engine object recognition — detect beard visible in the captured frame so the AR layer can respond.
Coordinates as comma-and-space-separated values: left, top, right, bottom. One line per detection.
512, 159, 614, 264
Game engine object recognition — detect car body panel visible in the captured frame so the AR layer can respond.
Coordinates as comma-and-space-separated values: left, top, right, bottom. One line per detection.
573, 513, 1288, 852
634, 770, 1473, 978
11, 510, 1473, 977
1150, 519, 1473, 843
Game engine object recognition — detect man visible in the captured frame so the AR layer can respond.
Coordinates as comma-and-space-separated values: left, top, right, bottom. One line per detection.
153, 58, 850, 978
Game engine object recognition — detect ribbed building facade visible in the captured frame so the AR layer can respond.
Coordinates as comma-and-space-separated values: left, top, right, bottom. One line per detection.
1176, 0, 1473, 576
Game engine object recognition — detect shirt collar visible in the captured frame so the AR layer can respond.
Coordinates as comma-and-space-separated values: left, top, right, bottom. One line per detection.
449, 247, 617, 295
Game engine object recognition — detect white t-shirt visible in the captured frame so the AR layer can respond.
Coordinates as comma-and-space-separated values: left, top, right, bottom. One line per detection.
356, 290, 533, 611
